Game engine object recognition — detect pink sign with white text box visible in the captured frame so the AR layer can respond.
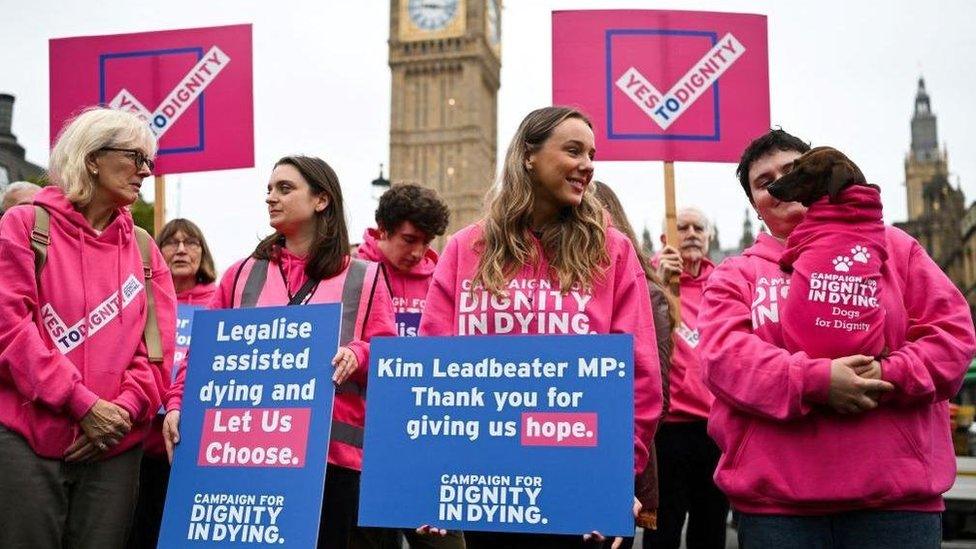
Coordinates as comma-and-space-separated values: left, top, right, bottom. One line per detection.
553, 10, 769, 162
50, 24, 253, 175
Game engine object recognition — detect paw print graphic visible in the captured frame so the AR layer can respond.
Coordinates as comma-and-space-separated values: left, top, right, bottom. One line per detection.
851, 245, 871, 264
833, 256, 853, 272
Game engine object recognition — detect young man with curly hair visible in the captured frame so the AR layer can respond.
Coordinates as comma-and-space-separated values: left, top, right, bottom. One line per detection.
355, 183, 459, 547
357, 183, 450, 332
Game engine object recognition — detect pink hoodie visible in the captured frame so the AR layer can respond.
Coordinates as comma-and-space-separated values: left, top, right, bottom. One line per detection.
699, 228, 976, 514
419, 223, 663, 474
653, 256, 715, 422
779, 185, 888, 359
357, 227, 437, 313
168, 247, 396, 471
145, 282, 216, 459
0, 186, 176, 459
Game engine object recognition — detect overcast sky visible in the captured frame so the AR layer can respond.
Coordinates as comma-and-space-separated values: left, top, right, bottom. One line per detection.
3, 0, 974, 272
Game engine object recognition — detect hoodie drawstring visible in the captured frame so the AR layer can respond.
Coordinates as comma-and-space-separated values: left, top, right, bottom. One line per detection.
80, 231, 90, 404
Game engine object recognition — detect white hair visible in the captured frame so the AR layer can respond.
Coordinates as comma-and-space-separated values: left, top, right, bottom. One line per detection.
1, 181, 42, 211
48, 107, 156, 206
662, 206, 713, 236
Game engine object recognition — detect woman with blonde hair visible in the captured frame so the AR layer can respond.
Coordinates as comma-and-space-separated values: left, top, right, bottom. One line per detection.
0, 106, 176, 547
420, 106, 663, 548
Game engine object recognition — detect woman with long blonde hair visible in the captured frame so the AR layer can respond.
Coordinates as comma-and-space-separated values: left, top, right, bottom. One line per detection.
420, 106, 663, 548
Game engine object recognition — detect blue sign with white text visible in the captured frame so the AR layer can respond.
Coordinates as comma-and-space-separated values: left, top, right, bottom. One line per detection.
395, 312, 422, 338
359, 334, 634, 536
158, 304, 340, 548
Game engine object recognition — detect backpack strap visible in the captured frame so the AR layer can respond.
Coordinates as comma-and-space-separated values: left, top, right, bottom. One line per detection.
133, 227, 164, 364
30, 205, 51, 288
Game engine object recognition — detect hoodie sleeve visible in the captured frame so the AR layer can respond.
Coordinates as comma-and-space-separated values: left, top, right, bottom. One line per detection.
419, 233, 461, 337
164, 260, 240, 412
113, 244, 176, 423
0, 209, 99, 420
699, 261, 832, 421
346, 265, 397, 386
881, 240, 976, 405
611, 240, 663, 475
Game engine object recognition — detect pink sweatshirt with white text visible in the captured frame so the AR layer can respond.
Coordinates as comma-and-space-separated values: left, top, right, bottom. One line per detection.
0, 187, 176, 459
357, 228, 437, 313
419, 223, 663, 474
699, 229, 976, 515
779, 185, 888, 359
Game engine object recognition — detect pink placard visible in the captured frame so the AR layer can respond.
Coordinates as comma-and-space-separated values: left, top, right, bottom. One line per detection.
197, 408, 311, 468
520, 411, 598, 447
553, 10, 769, 163
50, 24, 254, 175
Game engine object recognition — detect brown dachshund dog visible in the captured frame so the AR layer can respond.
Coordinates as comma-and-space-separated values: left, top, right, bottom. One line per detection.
767, 146, 874, 206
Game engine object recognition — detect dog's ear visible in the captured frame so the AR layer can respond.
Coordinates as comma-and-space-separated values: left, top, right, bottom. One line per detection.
828, 162, 854, 202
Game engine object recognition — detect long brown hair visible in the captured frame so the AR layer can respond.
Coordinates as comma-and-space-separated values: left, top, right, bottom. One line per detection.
475, 106, 609, 295
592, 181, 679, 331
253, 155, 350, 280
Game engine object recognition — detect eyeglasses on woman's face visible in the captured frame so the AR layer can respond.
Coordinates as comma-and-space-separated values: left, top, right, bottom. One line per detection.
160, 237, 202, 252
99, 147, 155, 172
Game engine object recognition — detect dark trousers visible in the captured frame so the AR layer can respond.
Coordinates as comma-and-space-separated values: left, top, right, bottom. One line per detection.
318, 464, 405, 549
0, 425, 142, 549
126, 454, 170, 548
737, 511, 941, 549
401, 529, 465, 548
465, 531, 594, 548
642, 421, 728, 549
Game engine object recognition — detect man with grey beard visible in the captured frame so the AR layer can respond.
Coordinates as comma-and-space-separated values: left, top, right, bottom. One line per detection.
646, 207, 728, 549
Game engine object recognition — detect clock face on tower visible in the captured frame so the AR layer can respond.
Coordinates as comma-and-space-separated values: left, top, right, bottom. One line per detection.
408, 0, 460, 30
399, 0, 466, 41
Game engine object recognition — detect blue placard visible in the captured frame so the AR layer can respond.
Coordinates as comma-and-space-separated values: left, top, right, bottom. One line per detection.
158, 304, 340, 548
395, 312, 422, 338
174, 304, 203, 367
359, 334, 634, 536
160, 304, 203, 415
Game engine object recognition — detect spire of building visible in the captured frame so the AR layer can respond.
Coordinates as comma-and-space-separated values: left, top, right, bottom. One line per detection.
905, 76, 949, 221
641, 225, 654, 256
738, 208, 755, 250
911, 77, 939, 162
709, 218, 720, 252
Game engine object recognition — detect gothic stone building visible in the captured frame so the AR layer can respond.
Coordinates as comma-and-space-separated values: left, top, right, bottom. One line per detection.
0, 94, 45, 189
893, 79, 976, 318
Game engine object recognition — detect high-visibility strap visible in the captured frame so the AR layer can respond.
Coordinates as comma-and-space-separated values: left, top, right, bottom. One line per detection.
339, 259, 368, 346
240, 259, 269, 308
133, 227, 163, 364
239, 257, 372, 400
330, 419, 364, 448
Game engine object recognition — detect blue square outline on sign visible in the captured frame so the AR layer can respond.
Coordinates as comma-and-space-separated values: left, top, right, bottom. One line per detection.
605, 29, 721, 142
98, 47, 206, 155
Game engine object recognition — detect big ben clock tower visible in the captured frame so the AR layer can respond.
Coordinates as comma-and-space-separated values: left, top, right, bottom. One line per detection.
388, 0, 502, 243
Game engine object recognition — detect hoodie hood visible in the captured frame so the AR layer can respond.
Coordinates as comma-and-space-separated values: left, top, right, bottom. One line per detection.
358, 227, 438, 279
679, 256, 715, 287
33, 186, 134, 244
742, 231, 785, 263
176, 282, 218, 306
